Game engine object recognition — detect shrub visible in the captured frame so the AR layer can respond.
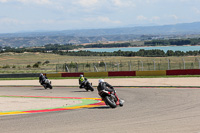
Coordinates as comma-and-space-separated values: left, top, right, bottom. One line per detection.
3, 65, 10, 68
85, 63, 90, 67
99, 61, 105, 67
27, 65, 31, 68
37, 61, 42, 65
69, 62, 76, 68
43, 60, 50, 65
33, 63, 39, 68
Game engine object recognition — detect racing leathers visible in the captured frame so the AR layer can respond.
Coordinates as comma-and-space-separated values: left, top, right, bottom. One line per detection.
39, 74, 47, 85
79, 77, 87, 88
97, 81, 114, 93
97, 81, 123, 106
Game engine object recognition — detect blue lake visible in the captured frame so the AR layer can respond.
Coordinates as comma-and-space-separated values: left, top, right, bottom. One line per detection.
82, 46, 200, 52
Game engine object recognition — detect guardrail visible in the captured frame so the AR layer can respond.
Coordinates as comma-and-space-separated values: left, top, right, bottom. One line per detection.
51, 69, 200, 77
0, 73, 40, 78
0, 69, 200, 78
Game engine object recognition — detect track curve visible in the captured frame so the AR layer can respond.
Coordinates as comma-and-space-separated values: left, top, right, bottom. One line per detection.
1, 86, 200, 133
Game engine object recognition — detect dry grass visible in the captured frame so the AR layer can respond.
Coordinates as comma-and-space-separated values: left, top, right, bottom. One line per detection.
0, 52, 200, 73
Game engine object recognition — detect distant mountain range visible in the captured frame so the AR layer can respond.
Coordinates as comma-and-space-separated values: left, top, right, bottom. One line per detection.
0, 22, 200, 47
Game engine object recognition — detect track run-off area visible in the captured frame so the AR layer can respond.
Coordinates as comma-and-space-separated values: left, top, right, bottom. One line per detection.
1, 86, 200, 133
0, 95, 104, 115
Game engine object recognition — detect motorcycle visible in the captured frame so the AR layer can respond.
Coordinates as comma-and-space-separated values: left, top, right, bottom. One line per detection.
42, 79, 53, 89
98, 89, 123, 108
81, 80, 94, 91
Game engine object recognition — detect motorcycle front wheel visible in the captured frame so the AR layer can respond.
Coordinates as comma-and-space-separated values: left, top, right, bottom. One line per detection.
105, 96, 117, 108
49, 84, 53, 89
47, 83, 52, 89
88, 84, 94, 91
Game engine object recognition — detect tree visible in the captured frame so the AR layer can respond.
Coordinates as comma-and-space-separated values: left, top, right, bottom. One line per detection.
166, 50, 174, 56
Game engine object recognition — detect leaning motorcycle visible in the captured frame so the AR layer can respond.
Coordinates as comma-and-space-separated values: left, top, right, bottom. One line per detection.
42, 79, 53, 89
98, 89, 123, 108
82, 80, 94, 91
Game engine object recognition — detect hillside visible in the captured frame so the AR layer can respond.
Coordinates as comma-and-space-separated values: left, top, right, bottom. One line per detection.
0, 22, 200, 48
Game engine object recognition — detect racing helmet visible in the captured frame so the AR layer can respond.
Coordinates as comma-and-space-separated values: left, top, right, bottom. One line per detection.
99, 79, 104, 83
80, 74, 83, 77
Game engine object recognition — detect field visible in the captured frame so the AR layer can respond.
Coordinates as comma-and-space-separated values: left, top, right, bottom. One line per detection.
0, 52, 200, 74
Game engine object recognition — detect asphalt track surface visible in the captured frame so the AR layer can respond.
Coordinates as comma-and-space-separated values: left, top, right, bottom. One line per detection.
1, 86, 200, 133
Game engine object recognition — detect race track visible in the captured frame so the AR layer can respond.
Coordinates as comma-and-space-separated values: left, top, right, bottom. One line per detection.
1, 86, 200, 133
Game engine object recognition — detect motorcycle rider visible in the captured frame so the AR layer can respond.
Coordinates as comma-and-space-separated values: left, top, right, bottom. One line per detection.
39, 73, 47, 86
97, 79, 124, 106
97, 79, 114, 92
79, 74, 87, 88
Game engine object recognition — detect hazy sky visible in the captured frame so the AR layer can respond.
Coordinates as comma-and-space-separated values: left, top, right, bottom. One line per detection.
0, 0, 200, 33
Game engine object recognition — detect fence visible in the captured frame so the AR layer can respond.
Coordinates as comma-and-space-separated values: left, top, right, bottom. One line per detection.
56, 58, 200, 73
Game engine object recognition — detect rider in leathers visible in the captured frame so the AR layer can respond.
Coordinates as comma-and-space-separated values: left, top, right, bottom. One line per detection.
97, 79, 114, 92
79, 75, 87, 88
97, 79, 123, 106
39, 73, 47, 86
